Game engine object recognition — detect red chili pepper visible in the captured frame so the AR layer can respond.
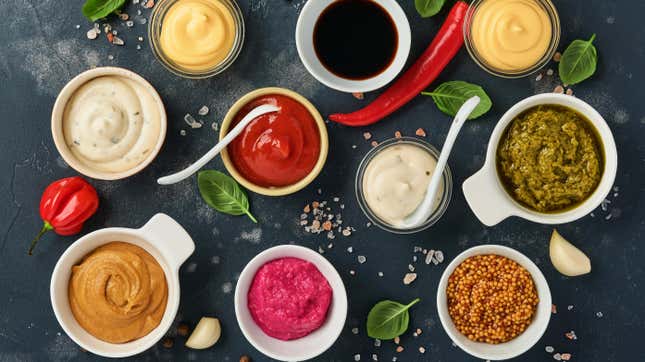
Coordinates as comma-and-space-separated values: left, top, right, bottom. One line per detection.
29, 176, 99, 255
329, 1, 469, 127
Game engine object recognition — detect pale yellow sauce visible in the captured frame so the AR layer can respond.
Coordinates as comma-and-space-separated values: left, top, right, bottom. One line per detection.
362, 144, 443, 226
63, 76, 162, 173
471, 0, 552, 71
160, 0, 236, 71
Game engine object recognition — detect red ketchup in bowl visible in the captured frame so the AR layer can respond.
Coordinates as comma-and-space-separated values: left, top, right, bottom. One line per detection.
228, 95, 321, 187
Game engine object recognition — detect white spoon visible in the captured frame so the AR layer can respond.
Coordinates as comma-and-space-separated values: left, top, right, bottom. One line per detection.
398, 96, 481, 229
157, 104, 280, 185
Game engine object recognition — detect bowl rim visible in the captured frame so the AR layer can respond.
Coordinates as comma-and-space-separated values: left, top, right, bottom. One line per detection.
436, 244, 552, 360
219, 87, 329, 196
295, 0, 411, 93
51, 66, 167, 180
233, 244, 348, 361
354, 137, 453, 234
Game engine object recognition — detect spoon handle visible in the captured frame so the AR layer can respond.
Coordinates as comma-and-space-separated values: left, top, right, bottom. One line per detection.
402, 96, 480, 228
157, 104, 280, 185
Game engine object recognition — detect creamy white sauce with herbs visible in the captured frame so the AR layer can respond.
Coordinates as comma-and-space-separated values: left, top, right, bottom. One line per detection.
362, 144, 443, 226
63, 76, 161, 173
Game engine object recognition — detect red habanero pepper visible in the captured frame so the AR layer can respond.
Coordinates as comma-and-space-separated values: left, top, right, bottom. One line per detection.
29, 176, 99, 255
329, 1, 469, 127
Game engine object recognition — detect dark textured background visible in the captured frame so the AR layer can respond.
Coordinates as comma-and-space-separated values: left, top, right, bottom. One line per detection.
1, 0, 643, 361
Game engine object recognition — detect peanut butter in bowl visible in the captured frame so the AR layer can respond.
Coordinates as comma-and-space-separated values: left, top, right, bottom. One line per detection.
68, 242, 168, 344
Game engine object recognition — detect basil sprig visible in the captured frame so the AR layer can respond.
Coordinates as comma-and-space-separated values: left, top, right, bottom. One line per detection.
82, 0, 126, 22
366, 298, 420, 340
558, 34, 598, 85
197, 170, 257, 223
415, 0, 445, 17
422, 80, 493, 119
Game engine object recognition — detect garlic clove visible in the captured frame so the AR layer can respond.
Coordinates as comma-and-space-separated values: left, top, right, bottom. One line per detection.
185, 317, 221, 349
549, 229, 591, 276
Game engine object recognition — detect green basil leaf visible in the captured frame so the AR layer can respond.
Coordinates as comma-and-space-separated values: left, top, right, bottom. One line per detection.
366, 298, 420, 340
82, 0, 126, 22
558, 34, 598, 85
421, 81, 492, 119
415, 0, 446, 18
197, 170, 258, 223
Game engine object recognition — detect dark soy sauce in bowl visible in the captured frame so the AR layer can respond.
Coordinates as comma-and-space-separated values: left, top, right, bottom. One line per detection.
313, 0, 398, 80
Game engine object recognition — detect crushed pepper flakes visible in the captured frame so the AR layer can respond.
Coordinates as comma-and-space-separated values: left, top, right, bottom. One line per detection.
353, 92, 364, 100
394, 131, 402, 139
415, 128, 426, 137
371, 141, 378, 147
395, 346, 404, 353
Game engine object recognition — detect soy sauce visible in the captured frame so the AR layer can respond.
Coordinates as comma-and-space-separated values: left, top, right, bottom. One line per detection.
314, 0, 398, 80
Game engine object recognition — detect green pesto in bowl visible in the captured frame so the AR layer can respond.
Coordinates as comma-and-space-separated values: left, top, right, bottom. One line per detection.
496, 104, 604, 213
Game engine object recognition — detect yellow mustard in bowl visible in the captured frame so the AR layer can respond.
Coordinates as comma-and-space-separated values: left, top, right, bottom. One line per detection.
159, 0, 236, 71
465, 0, 559, 77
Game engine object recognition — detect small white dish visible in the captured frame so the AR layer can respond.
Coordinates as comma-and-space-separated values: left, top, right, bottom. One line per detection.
234, 244, 348, 361
50, 213, 195, 358
463, 93, 618, 226
436, 245, 552, 361
51, 67, 167, 180
295, 0, 411, 93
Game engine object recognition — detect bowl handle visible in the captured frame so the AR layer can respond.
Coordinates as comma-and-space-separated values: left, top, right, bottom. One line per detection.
139, 213, 195, 270
462, 166, 515, 226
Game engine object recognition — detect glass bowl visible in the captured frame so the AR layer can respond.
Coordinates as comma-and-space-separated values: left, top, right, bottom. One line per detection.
148, 0, 245, 79
463, 0, 561, 78
355, 137, 453, 234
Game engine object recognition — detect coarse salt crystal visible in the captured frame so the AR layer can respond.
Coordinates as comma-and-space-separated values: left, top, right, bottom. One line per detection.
198, 105, 209, 116
419, 347, 426, 354
434, 250, 444, 263
425, 250, 434, 264
86, 28, 98, 40
378, 272, 383, 277
363, 132, 372, 140
357, 255, 366, 264
403, 273, 417, 285
546, 346, 555, 353
354, 354, 361, 361
112, 36, 125, 46
374, 339, 381, 347
179, 129, 186, 136
352, 327, 359, 334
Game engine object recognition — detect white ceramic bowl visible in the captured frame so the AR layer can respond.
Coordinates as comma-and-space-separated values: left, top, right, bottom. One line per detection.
436, 245, 552, 361
295, 0, 411, 93
51, 67, 167, 180
50, 213, 195, 358
234, 245, 348, 361
463, 93, 618, 226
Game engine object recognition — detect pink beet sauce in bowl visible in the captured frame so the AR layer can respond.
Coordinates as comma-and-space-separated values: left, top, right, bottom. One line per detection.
248, 257, 333, 341
235, 245, 347, 361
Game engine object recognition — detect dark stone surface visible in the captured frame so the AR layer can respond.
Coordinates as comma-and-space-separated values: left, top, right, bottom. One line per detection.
0, 0, 643, 361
